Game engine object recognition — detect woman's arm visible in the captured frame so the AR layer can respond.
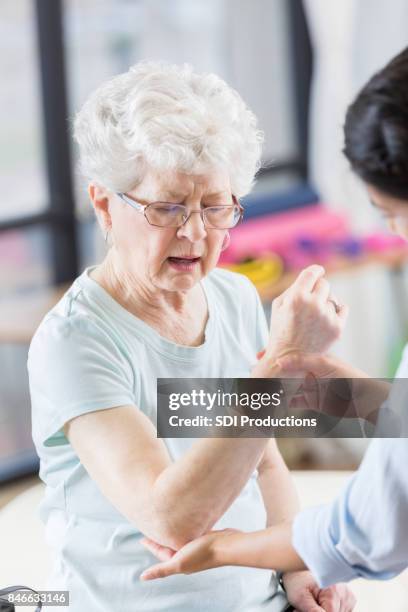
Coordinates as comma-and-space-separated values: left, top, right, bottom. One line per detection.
64, 265, 346, 550
256, 439, 299, 526
64, 407, 269, 550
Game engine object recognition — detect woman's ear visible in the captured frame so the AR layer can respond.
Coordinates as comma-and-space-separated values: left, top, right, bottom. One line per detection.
88, 183, 112, 234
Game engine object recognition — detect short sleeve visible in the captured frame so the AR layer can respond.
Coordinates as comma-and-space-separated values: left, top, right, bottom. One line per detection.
28, 314, 136, 448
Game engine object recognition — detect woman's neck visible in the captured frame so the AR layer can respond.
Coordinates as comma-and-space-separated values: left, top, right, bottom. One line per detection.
91, 252, 198, 324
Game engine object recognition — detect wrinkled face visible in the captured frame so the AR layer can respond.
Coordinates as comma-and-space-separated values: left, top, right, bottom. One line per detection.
366, 184, 408, 241
108, 167, 233, 292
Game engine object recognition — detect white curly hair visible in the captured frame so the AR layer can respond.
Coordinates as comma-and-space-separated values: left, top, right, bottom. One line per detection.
73, 61, 263, 198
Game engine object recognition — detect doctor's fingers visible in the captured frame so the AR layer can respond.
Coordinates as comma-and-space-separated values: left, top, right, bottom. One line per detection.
140, 559, 180, 581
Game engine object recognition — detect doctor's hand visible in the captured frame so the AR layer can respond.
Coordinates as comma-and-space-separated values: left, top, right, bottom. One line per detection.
139, 529, 240, 581
275, 353, 366, 380
253, 266, 348, 379
275, 352, 388, 424
282, 570, 356, 612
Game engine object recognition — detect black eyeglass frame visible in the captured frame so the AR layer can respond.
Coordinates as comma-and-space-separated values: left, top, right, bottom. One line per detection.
116, 192, 244, 229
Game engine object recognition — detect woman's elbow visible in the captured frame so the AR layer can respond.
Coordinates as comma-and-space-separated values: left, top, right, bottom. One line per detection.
136, 495, 213, 550
138, 510, 207, 550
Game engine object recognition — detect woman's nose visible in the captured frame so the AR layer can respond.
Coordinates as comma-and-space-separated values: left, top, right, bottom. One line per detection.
177, 211, 207, 241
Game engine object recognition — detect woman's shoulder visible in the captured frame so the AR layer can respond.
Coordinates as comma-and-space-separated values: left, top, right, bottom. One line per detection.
28, 278, 134, 397
29, 277, 111, 359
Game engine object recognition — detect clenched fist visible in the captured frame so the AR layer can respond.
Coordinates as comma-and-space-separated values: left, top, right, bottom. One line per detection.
253, 265, 348, 378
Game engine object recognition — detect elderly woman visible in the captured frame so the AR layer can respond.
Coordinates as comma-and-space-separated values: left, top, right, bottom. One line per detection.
28, 62, 352, 612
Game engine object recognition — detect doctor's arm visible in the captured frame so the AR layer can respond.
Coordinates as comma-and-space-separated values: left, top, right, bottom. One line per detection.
141, 439, 408, 590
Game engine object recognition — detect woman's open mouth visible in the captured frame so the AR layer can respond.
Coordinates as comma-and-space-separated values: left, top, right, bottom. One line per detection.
167, 256, 201, 271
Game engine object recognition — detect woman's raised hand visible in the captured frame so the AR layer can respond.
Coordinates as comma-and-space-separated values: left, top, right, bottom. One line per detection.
252, 266, 348, 379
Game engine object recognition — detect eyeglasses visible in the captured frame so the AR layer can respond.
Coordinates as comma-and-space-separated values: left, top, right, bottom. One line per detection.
116, 192, 244, 229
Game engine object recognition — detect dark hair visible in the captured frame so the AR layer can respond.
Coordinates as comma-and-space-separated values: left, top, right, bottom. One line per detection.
343, 47, 408, 199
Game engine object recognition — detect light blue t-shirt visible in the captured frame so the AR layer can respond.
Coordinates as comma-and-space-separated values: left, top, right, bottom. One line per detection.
28, 266, 278, 612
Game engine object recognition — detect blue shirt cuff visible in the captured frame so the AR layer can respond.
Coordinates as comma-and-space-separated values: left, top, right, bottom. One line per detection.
292, 504, 359, 587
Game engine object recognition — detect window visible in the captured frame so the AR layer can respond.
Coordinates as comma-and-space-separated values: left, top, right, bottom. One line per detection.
0, 1, 47, 222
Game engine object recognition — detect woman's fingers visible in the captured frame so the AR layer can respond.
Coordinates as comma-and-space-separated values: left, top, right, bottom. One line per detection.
265, 264, 348, 360
312, 277, 331, 303
140, 559, 179, 581
292, 267, 347, 323
336, 303, 349, 321
277, 265, 325, 307
291, 265, 326, 294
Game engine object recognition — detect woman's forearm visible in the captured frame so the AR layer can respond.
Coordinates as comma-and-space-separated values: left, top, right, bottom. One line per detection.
65, 404, 269, 551
215, 523, 306, 573
257, 440, 300, 526
150, 437, 269, 549
147, 363, 282, 548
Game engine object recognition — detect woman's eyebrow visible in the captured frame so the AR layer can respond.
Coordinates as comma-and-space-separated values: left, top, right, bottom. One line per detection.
162, 191, 186, 200
147, 189, 185, 200
205, 191, 230, 198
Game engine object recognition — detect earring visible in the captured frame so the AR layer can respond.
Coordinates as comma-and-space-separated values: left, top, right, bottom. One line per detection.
220, 231, 231, 252
104, 230, 109, 243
